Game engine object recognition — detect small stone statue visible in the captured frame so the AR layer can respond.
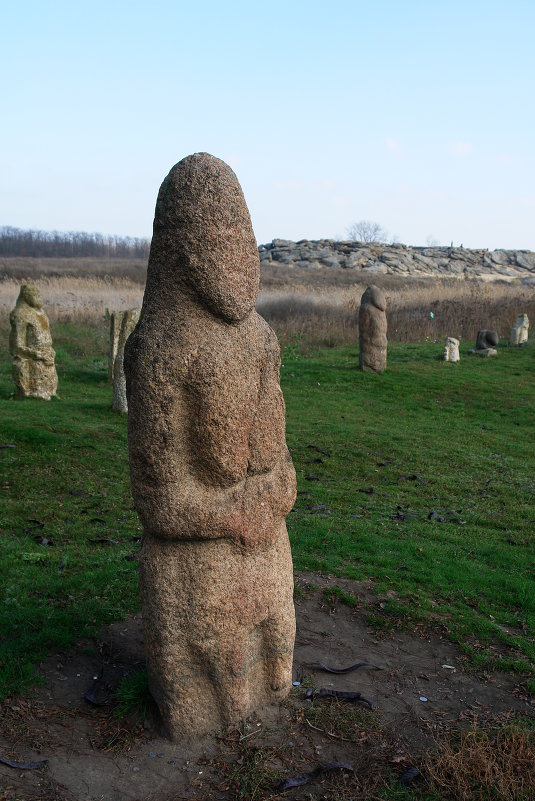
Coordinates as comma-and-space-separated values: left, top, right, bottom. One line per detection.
359, 285, 387, 372
510, 314, 529, 346
112, 309, 140, 413
472, 329, 498, 357
9, 284, 58, 399
444, 337, 460, 362
108, 311, 125, 383
125, 153, 296, 739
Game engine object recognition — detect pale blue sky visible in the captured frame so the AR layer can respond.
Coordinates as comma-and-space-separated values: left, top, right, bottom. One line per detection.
2, 1, 534, 249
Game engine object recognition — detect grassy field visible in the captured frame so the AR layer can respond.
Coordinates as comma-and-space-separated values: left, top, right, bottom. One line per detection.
285, 339, 535, 679
0, 320, 534, 704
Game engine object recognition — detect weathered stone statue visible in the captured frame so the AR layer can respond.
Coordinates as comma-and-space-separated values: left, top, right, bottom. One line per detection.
112, 309, 140, 413
124, 153, 296, 739
108, 311, 125, 383
472, 329, 498, 357
444, 337, 460, 362
358, 284, 387, 372
9, 284, 58, 400
510, 313, 529, 346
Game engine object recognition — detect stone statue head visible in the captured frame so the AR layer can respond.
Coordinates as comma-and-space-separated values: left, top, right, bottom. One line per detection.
149, 152, 260, 324
361, 284, 386, 312
20, 284, 43, 309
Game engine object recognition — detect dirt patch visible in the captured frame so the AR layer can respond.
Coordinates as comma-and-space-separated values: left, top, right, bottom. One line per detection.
1, 573, 533, 801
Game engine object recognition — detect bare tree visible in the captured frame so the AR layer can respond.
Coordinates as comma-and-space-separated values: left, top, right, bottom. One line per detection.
346, 220, 388, 243
0, 226, 151, 259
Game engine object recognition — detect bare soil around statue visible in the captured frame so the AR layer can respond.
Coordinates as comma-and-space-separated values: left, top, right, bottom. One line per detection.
1, 573, 533, 801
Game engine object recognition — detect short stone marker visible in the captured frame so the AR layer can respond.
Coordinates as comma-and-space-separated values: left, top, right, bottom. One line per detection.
112, 308, 140, 413
124, 153, 297, 739
444, 337, 460, 362
358, 284, 387, 372
471, 329, 498, 357
9, 284, 58, 400
108, 311, 125, 383
510, 313, 529, 346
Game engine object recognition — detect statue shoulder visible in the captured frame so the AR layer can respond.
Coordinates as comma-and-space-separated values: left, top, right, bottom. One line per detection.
252, 311, 280, 355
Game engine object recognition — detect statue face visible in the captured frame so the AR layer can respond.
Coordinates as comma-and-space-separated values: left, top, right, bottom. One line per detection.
362, 284, 386, 312
20, 284, 43, 309
152, 153, 260, 323
184, 233, 260, 324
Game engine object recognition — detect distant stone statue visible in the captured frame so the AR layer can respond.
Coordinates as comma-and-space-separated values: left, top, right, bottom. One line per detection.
124, 153, 296, 739
444, 337, 460, 362
9, 284, 58, 400
472, 329, 498, 357
112, 309, 140, 413
359, 284, 387, 372
510, 314, 529, 346
108, 311, 125, 383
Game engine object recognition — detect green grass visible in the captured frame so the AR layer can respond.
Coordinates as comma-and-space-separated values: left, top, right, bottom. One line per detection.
284, 340, 535, 674
323, 585, 358, 607
0, 321, 141, 698
113, 668, 152, 720
1, 321, 534, 699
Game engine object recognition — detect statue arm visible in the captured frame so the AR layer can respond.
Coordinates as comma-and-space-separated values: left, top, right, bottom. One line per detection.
127, 365, 251, 541
126, 334, 295, 545
130, 446, 296, 544
9, 319, 31, 358
9, 319, 54, 363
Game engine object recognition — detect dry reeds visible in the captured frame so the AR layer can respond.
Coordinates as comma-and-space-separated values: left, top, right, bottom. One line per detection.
0, 256, 147, 284
258, 280, 535, 348
0, 264, 532, 346
0, 276, 143, 324
423, 721, 535, 801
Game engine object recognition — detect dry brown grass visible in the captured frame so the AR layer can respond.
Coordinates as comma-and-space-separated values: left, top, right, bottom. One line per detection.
423, 721, 535, 801
0, 276, 143, 323
1, 261, 532, 345
0, 256, 147, 284
258, 279, 534, 347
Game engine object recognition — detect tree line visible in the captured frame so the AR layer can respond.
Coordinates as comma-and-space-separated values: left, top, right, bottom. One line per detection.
0, 226, 150, 259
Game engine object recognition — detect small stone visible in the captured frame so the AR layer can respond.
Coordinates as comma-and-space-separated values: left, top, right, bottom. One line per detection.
112, 309, 140, 413
510, 313, 529, 346
475, 329, 498, 349
443, 337, 460, 362
108, 311, 125, 383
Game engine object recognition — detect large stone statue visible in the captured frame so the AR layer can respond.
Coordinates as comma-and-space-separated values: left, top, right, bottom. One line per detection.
510, 314, 529, 346
112, 308, 140, 413
124, 153, 296, 739
9, 284, 58, 400
358, 284, 387, 372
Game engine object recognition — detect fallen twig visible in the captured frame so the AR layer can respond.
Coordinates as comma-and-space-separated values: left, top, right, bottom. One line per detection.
0, 754, 48, 770
306, 660, 379, 674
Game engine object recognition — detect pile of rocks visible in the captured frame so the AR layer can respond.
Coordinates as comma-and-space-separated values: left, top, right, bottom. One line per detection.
259, 239, 535, 283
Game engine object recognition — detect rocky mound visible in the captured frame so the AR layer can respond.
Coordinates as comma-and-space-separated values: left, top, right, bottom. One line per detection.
259, 239, 535, 284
